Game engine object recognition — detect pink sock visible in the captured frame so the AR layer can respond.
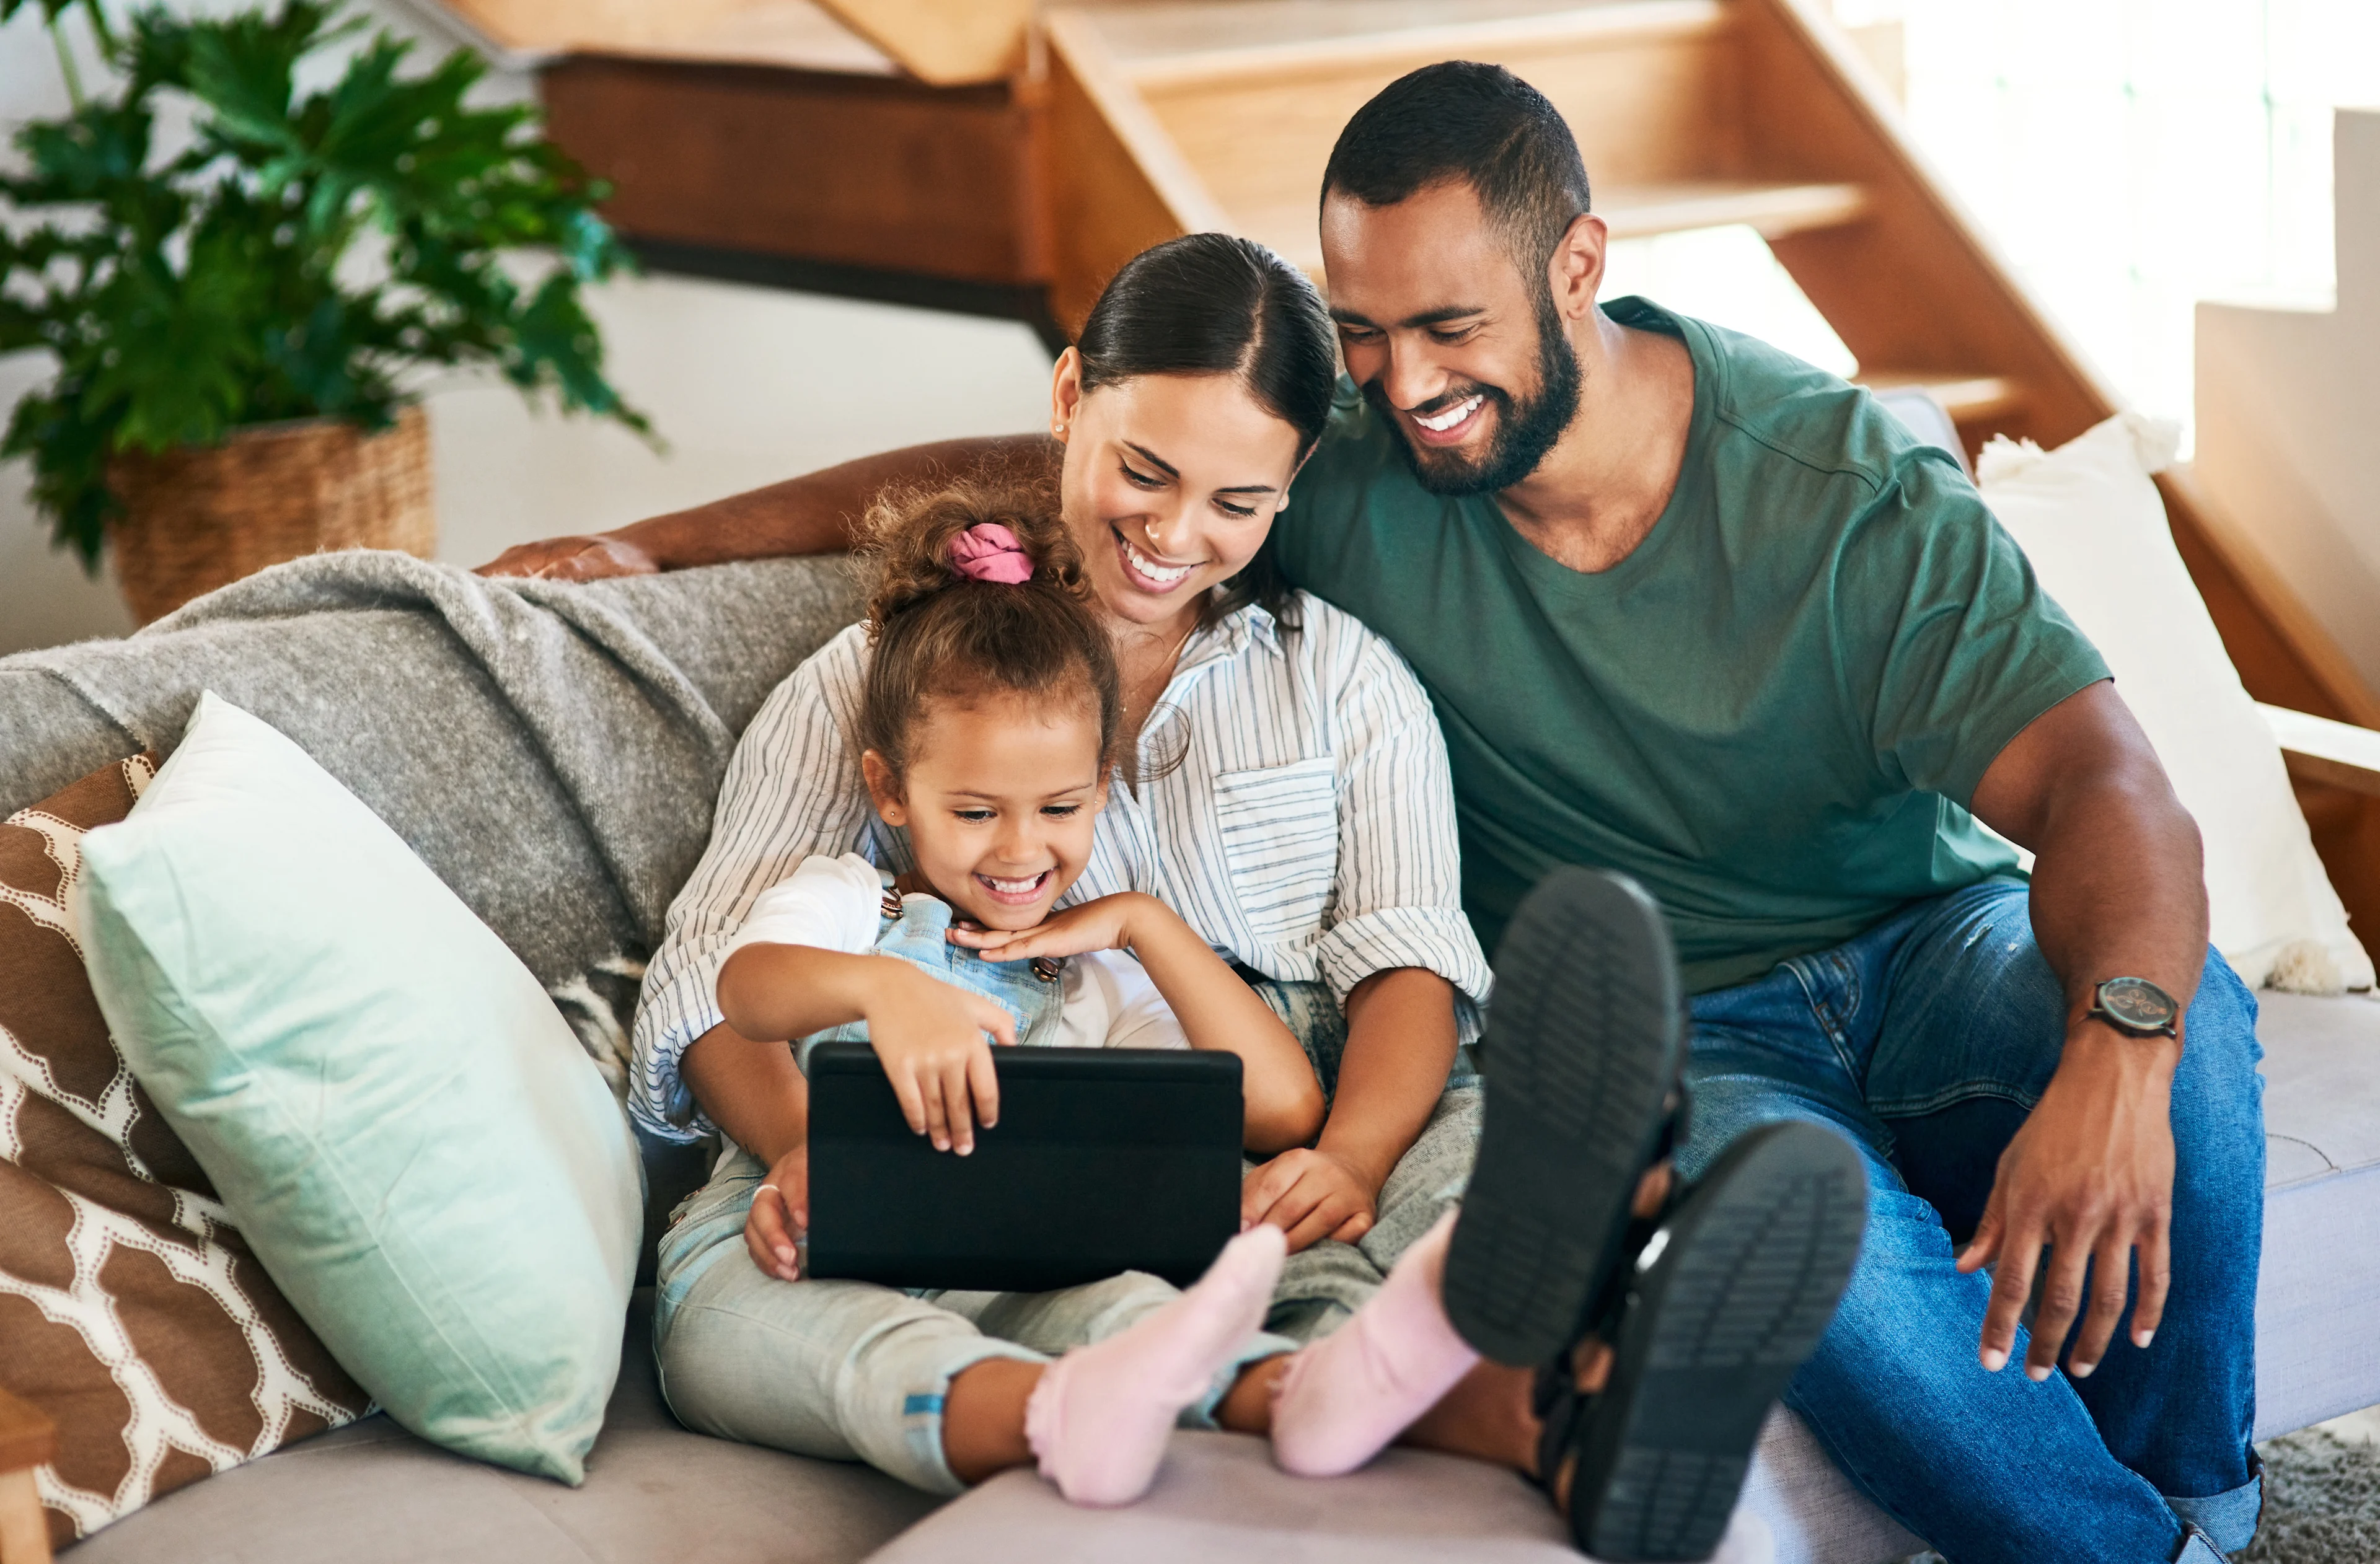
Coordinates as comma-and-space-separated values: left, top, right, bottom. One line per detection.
1025, 1224, 1287, 1506
1269, 1208, 1479, 1477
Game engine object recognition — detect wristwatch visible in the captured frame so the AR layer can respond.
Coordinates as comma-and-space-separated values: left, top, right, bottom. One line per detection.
2086, 976, 2181, 1040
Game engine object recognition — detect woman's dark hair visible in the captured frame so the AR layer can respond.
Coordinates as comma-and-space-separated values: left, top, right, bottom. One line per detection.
1075, 232, 1336, 631
854, 472, 1122, 787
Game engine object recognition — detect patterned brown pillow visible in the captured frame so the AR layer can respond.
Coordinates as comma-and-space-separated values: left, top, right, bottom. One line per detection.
0, 754, 369, 1548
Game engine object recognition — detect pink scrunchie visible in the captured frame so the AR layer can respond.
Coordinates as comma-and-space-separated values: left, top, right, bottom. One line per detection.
948, 522, 1034, 584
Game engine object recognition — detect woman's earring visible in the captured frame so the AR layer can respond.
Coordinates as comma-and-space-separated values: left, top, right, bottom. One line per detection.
1052, 421, 1067, 436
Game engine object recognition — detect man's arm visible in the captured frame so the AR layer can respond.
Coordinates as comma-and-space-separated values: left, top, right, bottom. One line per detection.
1960, 676, 2206, 1382
476, 435, 1052, 580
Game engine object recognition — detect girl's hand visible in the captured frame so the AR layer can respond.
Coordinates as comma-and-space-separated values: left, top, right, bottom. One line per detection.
1242, 1148, 1381, 1252
866, 963, 1016, 1154
948, 893, 1150, 962
746, 1143, 810, 1282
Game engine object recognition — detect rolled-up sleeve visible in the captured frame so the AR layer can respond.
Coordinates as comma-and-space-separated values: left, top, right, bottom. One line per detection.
1312, 634, 1494, 1042
630, 627, 875, 1140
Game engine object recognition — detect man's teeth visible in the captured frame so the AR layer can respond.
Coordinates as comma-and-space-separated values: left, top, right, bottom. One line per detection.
1414, 393, 1484, 433
1122, 538, 1194, 584
984, 872, 1046, 894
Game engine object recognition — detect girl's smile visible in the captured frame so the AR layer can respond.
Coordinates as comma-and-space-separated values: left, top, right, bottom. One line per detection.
864, 690, 1109, 933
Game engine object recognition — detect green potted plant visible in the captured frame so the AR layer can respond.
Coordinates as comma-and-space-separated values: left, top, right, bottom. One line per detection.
0, 0, 648, 622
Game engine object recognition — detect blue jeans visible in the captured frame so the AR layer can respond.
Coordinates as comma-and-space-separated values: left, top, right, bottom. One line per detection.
1680, 877, 2263, 1563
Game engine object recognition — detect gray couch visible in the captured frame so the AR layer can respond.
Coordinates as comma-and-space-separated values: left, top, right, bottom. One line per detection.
7, 554, 2376, 1564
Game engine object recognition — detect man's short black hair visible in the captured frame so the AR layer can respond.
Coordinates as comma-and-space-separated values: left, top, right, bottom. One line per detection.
1321, 61, 1593, 293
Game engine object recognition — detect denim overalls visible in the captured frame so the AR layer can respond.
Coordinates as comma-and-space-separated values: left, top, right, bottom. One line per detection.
795, 877, 1067, 1068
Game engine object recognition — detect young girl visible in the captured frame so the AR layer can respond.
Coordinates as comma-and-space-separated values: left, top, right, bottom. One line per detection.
655, 480, 1325, 1506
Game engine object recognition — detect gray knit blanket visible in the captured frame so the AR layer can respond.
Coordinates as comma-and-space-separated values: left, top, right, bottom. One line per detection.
0, 549, 862, 1097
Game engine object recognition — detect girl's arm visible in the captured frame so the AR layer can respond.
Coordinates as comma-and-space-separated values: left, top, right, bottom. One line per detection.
717, 943, 1018, 1155
953, 895, 1324, 1154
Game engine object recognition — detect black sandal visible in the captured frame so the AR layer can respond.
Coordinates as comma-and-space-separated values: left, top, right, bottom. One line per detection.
1445, 866, 1691, 1367
1546, 1120, 1870, 1562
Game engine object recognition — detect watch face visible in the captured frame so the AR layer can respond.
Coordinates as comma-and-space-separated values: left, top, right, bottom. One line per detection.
2099, 977, 2179, 1032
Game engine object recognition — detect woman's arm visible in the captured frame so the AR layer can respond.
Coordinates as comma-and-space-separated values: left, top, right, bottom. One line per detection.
626, 633, 878, 1143
475, 436, 1054, 579
1242, 623, 1489, 1247
953, 894, 1324, 1154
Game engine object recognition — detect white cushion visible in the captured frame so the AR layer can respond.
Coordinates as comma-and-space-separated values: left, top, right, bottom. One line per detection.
1976, 414, 2374, 993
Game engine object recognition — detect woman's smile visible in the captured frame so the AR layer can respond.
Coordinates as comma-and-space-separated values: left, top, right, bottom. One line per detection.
1113, 525, 1204, 595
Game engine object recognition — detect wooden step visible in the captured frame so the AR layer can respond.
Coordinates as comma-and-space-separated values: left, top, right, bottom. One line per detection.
433, 0, 897, 74
1236, 179, 1871, 280
1853, 371, 2023, 425
1602, 180, 1868, 240
1114, 0, 1747, 210
809, 0, 1034, 84
1098, 0, 1733, 88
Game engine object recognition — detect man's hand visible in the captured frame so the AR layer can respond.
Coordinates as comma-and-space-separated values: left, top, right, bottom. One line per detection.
476, 533, 659, 581
1957, 1026, 2177, 1381
865, 964, 1016, 1154
946, 893, 1148, 962
744, 1142, 810, 1282
1243, 1146, 1382, 1252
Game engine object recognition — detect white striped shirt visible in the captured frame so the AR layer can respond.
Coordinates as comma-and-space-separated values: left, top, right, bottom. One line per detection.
630, 591, 1492, 1140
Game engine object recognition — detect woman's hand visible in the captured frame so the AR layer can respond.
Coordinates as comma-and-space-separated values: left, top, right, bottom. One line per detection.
947, 893, 1149, 962
1242, 1147, 1382, 1252
865, 964, 1017, 1154
475, 533, 659, 581
745, 1142, 811, 1282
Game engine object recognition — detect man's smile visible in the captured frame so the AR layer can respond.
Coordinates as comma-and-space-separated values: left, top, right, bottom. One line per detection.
1414, 393, 1484, 433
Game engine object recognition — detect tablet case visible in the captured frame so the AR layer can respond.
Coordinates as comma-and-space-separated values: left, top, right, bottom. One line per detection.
804, 1042, 1245, 1292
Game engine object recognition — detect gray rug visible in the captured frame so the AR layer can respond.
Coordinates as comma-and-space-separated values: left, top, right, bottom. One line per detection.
2237, 1412, 2380, 1564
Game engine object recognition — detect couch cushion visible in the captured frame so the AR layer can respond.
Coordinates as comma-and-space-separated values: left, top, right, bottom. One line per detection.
76, 693, 643, 1483
66, 1292, 940, 1563
1978, 416, 2372, 991
2255, 991, 2380, 1188
2250, 990, 2380, 1438
867, 1426, 1773, 1563
2, 752, 369, 1552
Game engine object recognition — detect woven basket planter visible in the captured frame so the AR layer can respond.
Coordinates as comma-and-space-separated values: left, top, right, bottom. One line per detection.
106, 404, 436, 625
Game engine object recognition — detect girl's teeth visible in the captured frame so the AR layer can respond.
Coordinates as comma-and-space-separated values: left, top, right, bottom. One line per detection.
1124, 538, 1193, 584
1416, 394, 1484, 433
986, 872, 1045, 894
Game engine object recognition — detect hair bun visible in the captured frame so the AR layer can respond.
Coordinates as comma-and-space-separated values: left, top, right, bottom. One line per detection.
949, 522, 1034, 584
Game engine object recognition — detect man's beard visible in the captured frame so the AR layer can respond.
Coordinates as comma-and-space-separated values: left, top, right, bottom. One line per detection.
1363, 290, 1583, 497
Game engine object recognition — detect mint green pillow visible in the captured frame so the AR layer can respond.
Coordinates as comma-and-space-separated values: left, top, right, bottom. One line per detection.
74, 692, 641, 1483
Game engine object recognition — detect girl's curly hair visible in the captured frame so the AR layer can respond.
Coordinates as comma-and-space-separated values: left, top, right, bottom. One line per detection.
853, 470, 1121, 787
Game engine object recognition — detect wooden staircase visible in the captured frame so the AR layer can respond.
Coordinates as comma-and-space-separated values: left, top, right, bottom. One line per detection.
431, 0, 2380, 954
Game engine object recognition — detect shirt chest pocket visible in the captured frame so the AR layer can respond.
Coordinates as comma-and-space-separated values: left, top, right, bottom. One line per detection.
1211, 755, 1339, 944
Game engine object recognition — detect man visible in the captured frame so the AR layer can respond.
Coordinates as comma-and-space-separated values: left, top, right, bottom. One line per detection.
487, 63, 2263, 1564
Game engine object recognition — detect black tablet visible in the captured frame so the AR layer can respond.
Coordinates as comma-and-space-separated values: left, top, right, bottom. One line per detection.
804, 1042, 1245, 1293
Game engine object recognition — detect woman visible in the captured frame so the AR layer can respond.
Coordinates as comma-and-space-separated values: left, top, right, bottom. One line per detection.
629, 233, 1492, 1492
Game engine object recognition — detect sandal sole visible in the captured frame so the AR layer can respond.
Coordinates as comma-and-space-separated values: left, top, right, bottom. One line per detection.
1570, 1120, 1869, 1562
1444, 867, 1686, 1367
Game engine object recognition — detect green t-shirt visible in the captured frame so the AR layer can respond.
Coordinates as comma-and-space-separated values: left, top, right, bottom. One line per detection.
1274, 297, 2109, 994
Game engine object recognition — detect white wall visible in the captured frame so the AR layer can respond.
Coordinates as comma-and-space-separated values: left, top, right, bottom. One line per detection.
0, 4, 1058, 656
2195, 108, 2380, 695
